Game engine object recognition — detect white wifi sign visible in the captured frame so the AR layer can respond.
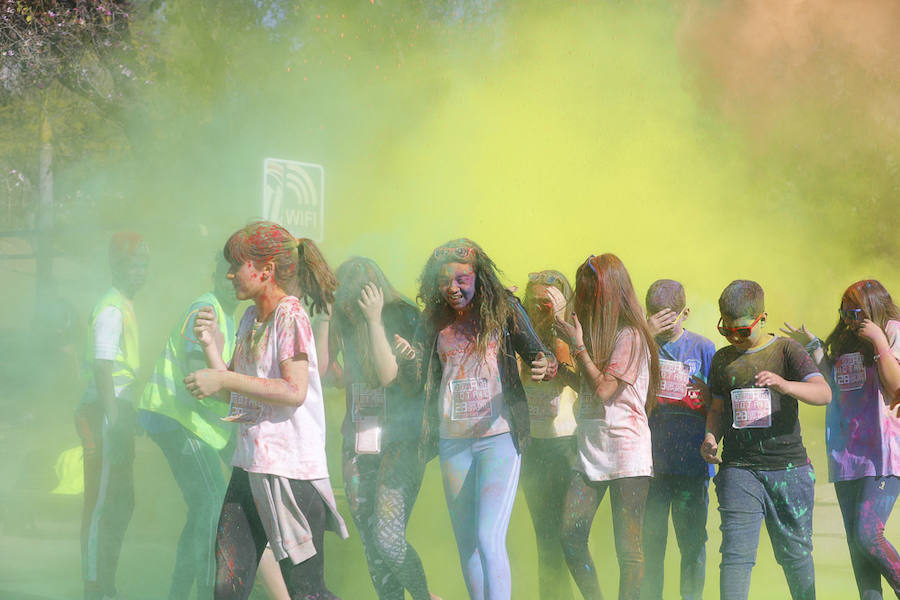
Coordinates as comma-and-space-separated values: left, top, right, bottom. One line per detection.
262, 158, 325, 242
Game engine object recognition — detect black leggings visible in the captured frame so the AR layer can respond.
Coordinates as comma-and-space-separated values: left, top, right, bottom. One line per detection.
342, 439, 430, 600
214, 467, 338, 600
560, 471, 650, 600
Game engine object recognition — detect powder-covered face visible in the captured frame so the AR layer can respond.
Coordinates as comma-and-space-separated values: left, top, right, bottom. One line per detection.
227, 260, 266, 301
721, 313, 766, 351
112, 248, 149, 298
437, 262, 476, 311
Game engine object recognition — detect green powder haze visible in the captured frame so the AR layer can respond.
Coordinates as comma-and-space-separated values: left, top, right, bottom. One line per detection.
2, 1, 899, 598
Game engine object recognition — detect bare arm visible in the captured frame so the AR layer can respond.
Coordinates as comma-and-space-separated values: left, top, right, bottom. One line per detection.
755, 371, 832, 406
313, 308, 331, 379
359, 283, 399, 387
858, 320, 900, 402
185, 356, 310, 407
701, 395, 725, 464
555, 311, 620, 400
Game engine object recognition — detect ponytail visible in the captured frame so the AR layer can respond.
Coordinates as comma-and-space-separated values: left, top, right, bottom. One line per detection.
296, 238, 337, 316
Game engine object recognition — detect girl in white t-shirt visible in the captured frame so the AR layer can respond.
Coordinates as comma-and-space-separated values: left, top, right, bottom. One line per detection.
554, 253, 659, 600
185, 221, 347, 600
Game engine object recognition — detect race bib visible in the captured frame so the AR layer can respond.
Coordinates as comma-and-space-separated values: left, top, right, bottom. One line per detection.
450, 378, 493, 421
731, 387, 772, 429
223, 392, 264, 423
834, 352, 866, 392
577, 380, 605, 421
352, 383, 386, 423
526, 384, 560, 420
658, 359, 690, 401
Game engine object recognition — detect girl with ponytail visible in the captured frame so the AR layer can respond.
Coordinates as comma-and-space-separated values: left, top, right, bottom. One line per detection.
185, 221, 347, 600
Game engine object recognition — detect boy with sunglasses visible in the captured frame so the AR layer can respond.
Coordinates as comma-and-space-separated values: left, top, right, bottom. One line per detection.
641, 280, 716, 600
701, 280, 831, 600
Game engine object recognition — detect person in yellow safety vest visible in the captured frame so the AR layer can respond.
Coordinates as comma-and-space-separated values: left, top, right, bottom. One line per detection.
137, 254, 237, 600
76, 232, 149, 600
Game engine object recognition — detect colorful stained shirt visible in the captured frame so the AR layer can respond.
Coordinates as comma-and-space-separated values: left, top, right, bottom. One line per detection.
709, 335, 820, 470
650, 330, 717, 477
230, 296, 329, 481
437, 321, 510, 439
827, 320, 900, 481
575, 327, 653, 481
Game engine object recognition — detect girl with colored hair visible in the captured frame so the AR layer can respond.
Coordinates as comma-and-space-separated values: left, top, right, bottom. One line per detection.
395, 238, 557, 600
184, 221, 348, 600
555, 253, 659, 600
519, 270, 579, 600
784, 280, 900, 599
328, 257, 436, 600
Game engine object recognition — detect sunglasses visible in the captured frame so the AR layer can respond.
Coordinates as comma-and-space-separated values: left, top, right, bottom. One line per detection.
717, 314, 764, 339
839, 308, 865, 322
434, 246, 475, 261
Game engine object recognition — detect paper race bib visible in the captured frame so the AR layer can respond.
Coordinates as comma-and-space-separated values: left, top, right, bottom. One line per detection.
834, 352, 866, 392
526, 384, 560, 420
731, 387, 772, 429
351, 383, 386, 423
577, 380, 605, 421
659, 359, 690, 401
224, 392, 264, 423
450, 378, 493, 421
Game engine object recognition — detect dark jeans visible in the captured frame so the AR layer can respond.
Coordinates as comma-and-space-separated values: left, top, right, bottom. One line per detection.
715, 464, 816, 600
76, 401, 135, 600
214, 467, 338, 600
560, 471, 650, 600
150, 426, 227, 600
834, 476, 900, 600
342, 440, 430, 600
521, 436, 576, 600
640, 475, 708, 600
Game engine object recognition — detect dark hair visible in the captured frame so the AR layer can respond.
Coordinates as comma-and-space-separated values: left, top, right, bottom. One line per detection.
523, 269, 573, 349
109, 231, 147, 271
573, 254, 660, 411
718, 280, 765, 320
223, 221, 336, 315
332, 257, 416, 385
646, 279, 686, 315
825, 280, 900, 365
417, 238, 514, 356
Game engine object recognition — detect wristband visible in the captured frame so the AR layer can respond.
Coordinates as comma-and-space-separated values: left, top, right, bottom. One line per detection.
573, 344, 586, 355
804, 337, 822, 353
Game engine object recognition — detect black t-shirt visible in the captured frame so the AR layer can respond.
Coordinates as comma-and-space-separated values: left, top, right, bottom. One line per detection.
709, 335, 820, 470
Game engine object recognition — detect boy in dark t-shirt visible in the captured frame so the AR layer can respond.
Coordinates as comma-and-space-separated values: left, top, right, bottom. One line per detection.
701, 280, 831, 600
641, 279, 716, 600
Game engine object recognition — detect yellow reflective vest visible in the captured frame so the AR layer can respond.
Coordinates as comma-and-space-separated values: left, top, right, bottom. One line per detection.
83, 287, 139, 401
138, 292, 235, 449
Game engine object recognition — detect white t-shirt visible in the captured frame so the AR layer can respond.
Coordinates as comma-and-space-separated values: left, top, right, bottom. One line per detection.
90, 305, 133, 399
437, 321, 510, 439
575, 327, 653, 481
229, 296, 329, 481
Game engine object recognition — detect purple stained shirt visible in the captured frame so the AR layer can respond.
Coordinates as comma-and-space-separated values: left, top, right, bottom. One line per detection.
826, 320, 900, 481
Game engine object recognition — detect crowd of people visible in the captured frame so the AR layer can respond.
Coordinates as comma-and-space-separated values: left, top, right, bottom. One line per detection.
78, 222, 900, 600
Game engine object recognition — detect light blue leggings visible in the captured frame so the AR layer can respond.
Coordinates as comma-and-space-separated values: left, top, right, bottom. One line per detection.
439, 432, 521, 600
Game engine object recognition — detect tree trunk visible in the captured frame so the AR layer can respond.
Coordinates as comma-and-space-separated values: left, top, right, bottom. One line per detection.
34, 108, 54, 303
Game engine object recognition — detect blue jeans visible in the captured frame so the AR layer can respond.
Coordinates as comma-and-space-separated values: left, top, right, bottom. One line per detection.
440, 433, 521, 600
834, 476, 900, 600
640, 475, 709, 600
715, 464, 816, 600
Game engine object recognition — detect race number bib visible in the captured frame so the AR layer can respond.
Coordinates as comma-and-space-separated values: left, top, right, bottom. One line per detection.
578, 380, 605, 421
658, 359, 690, 401
450, 378, 493, 421
352, 383, 386, 422
223, 392, 264, 423
834, 352, 866, 392
526, 384, 560, 420
731, 388, 772, 429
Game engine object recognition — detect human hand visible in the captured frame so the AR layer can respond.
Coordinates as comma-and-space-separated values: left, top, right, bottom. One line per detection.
184, 369, 225, 399
543, 286, 568, 321
857, 319, 889, 350
393, 335, 416, 361
701, 432, 721, 464
358, 283, 385, 324
755, 370, 788, 394
648, 309, 678, 338
193, 307, 219, 347
779, 322, 816, 346
530, 351, 549, 381
555, 312, 583, 349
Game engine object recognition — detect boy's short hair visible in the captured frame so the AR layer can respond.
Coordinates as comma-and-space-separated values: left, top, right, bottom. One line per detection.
719, 280, 765, 320
646, 279, 686, 314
